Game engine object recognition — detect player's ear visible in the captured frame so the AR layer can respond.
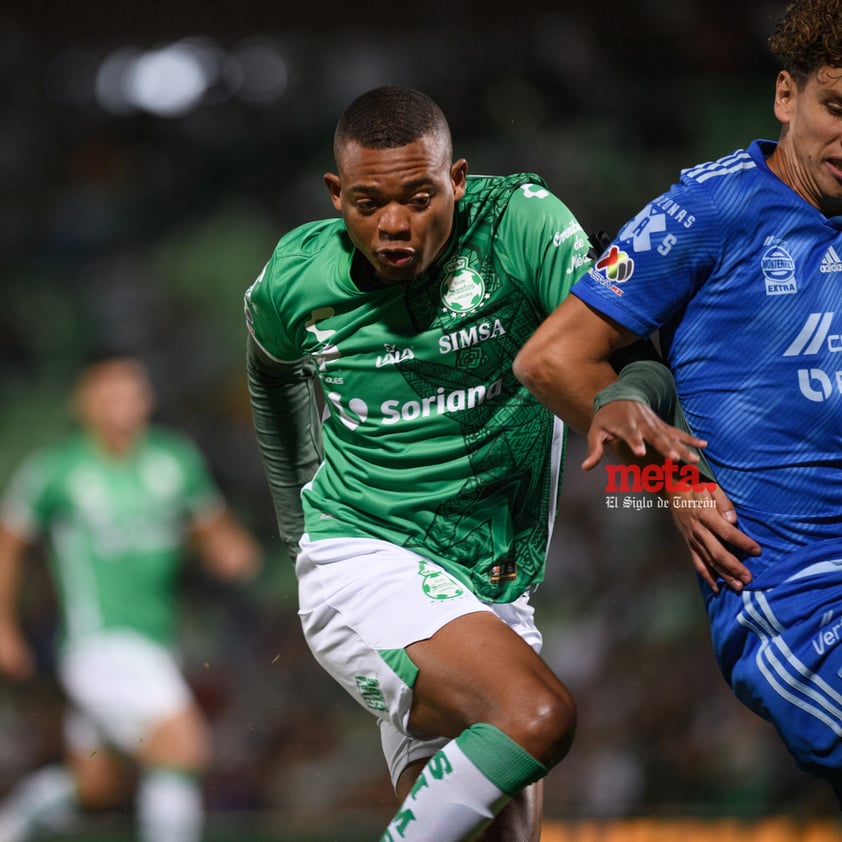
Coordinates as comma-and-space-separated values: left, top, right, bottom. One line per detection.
451, 158, 467, 201
773, 70, 796, 124
324, 172, 342, 212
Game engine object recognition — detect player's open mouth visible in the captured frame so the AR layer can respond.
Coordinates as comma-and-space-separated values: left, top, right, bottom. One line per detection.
377, 249, 415, 268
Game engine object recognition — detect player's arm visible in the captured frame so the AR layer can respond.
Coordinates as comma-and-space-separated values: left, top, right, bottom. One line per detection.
246, 334, 323, 562
591, 364, 760, 592
0, 524, 36, 680
514, 295, 703, 450
190, 507, 262, 582
514, 295, 756, 592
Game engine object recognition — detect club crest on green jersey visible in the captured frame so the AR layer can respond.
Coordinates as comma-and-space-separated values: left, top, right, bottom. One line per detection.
418, 560, 465, 600
440, 256, 487, 316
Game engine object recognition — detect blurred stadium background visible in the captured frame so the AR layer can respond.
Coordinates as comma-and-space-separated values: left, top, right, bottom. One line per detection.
2, 0, 841, 838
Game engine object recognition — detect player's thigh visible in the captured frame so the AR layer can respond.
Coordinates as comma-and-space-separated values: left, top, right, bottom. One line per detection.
406, 611, 575, 761
377, 591, 549, 789
59, 631, 196, 758
136, 702, 211, 771
726, 561, 842, 783
297, 536, 497, 733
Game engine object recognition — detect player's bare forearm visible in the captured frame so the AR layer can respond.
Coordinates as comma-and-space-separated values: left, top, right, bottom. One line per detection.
515, 296, 640, 436
514, 323, 615, 436
193, 510, 262, 582
0, 526, 36, 679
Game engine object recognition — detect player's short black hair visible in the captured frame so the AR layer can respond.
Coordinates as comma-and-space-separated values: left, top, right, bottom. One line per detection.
81, 341, 142, 369
768, 0, 842, 80
333, 86, 451, 157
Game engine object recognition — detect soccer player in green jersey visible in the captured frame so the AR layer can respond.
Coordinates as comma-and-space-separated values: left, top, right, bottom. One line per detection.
245, 85, 709, 841
0, 355, 261, 842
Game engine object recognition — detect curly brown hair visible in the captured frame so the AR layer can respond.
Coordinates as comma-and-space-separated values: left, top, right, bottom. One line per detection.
768, 0, 842, 79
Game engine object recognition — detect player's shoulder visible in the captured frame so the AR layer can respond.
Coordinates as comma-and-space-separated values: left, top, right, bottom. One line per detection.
678, 144, 763, 195
273, 217, 348, 261
463, 172, 573, 229
8, 433, 84, 488
464, 172, 550, 204
143, 426, 202, 458
257, 217, 351, 293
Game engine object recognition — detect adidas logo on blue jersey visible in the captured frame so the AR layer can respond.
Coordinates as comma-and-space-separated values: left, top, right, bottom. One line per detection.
820, 246, 842, 273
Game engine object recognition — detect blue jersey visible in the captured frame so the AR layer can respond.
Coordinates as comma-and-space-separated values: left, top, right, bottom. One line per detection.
574, 139, 842, 581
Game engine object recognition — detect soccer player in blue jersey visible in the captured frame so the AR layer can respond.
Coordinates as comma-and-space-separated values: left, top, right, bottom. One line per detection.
514, 0, 842, 805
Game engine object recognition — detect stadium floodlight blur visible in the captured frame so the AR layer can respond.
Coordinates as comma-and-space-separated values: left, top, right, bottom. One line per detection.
87, 37, 288, 117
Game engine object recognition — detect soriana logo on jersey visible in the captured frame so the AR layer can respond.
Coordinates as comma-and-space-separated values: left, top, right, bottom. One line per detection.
440, 256, 488, 315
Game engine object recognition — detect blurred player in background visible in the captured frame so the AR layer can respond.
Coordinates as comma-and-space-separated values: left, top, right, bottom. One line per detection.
514, 0, 842, 806
0, 354, 261, 842
244, 85, 720, 841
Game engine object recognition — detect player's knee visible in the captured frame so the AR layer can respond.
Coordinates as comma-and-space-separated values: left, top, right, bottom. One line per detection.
514, 684, 577, 768
73, 766, 129, 810
139, 706, 211, 772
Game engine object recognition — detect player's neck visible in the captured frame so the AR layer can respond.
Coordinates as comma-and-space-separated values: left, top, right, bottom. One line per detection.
90, 429, 140, 458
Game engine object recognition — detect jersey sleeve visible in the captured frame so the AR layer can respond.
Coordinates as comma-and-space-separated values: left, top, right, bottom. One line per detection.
0, 450, 56, 540
244, 247, 302, 364
165, 434, 225, 525
495, 183, 593, 314
246, 334, 323, 561
572, 184, 720, 336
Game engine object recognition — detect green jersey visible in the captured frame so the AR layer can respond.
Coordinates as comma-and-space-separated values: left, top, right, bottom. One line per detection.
245, 174, 591, 601
1, 428, 223, 648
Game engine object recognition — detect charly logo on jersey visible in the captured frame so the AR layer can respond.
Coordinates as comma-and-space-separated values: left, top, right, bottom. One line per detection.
440, 256, 488, 316
519, 183, 550, 200
821, 245, 842, 273
761, 237, 797, 295
783, 311, 841, 402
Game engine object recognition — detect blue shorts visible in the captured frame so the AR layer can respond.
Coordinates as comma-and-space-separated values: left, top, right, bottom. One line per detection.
706, 541, 842, 791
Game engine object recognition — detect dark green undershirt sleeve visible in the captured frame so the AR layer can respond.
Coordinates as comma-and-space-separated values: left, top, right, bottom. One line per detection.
593, 359, 715, 483
246, 334, 323, 561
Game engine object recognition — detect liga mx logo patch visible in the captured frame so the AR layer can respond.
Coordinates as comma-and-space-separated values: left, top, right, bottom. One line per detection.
440, 256, 487, 316
596, 245, 634, 282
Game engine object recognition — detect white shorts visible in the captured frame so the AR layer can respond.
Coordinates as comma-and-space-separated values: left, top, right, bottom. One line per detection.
58, 630, 193, 754
296, 535, 542, 788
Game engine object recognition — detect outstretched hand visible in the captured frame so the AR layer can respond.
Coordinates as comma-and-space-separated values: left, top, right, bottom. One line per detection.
666, 484, 759, 593
583, 400, 707, 470
586, 399, 759, 593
